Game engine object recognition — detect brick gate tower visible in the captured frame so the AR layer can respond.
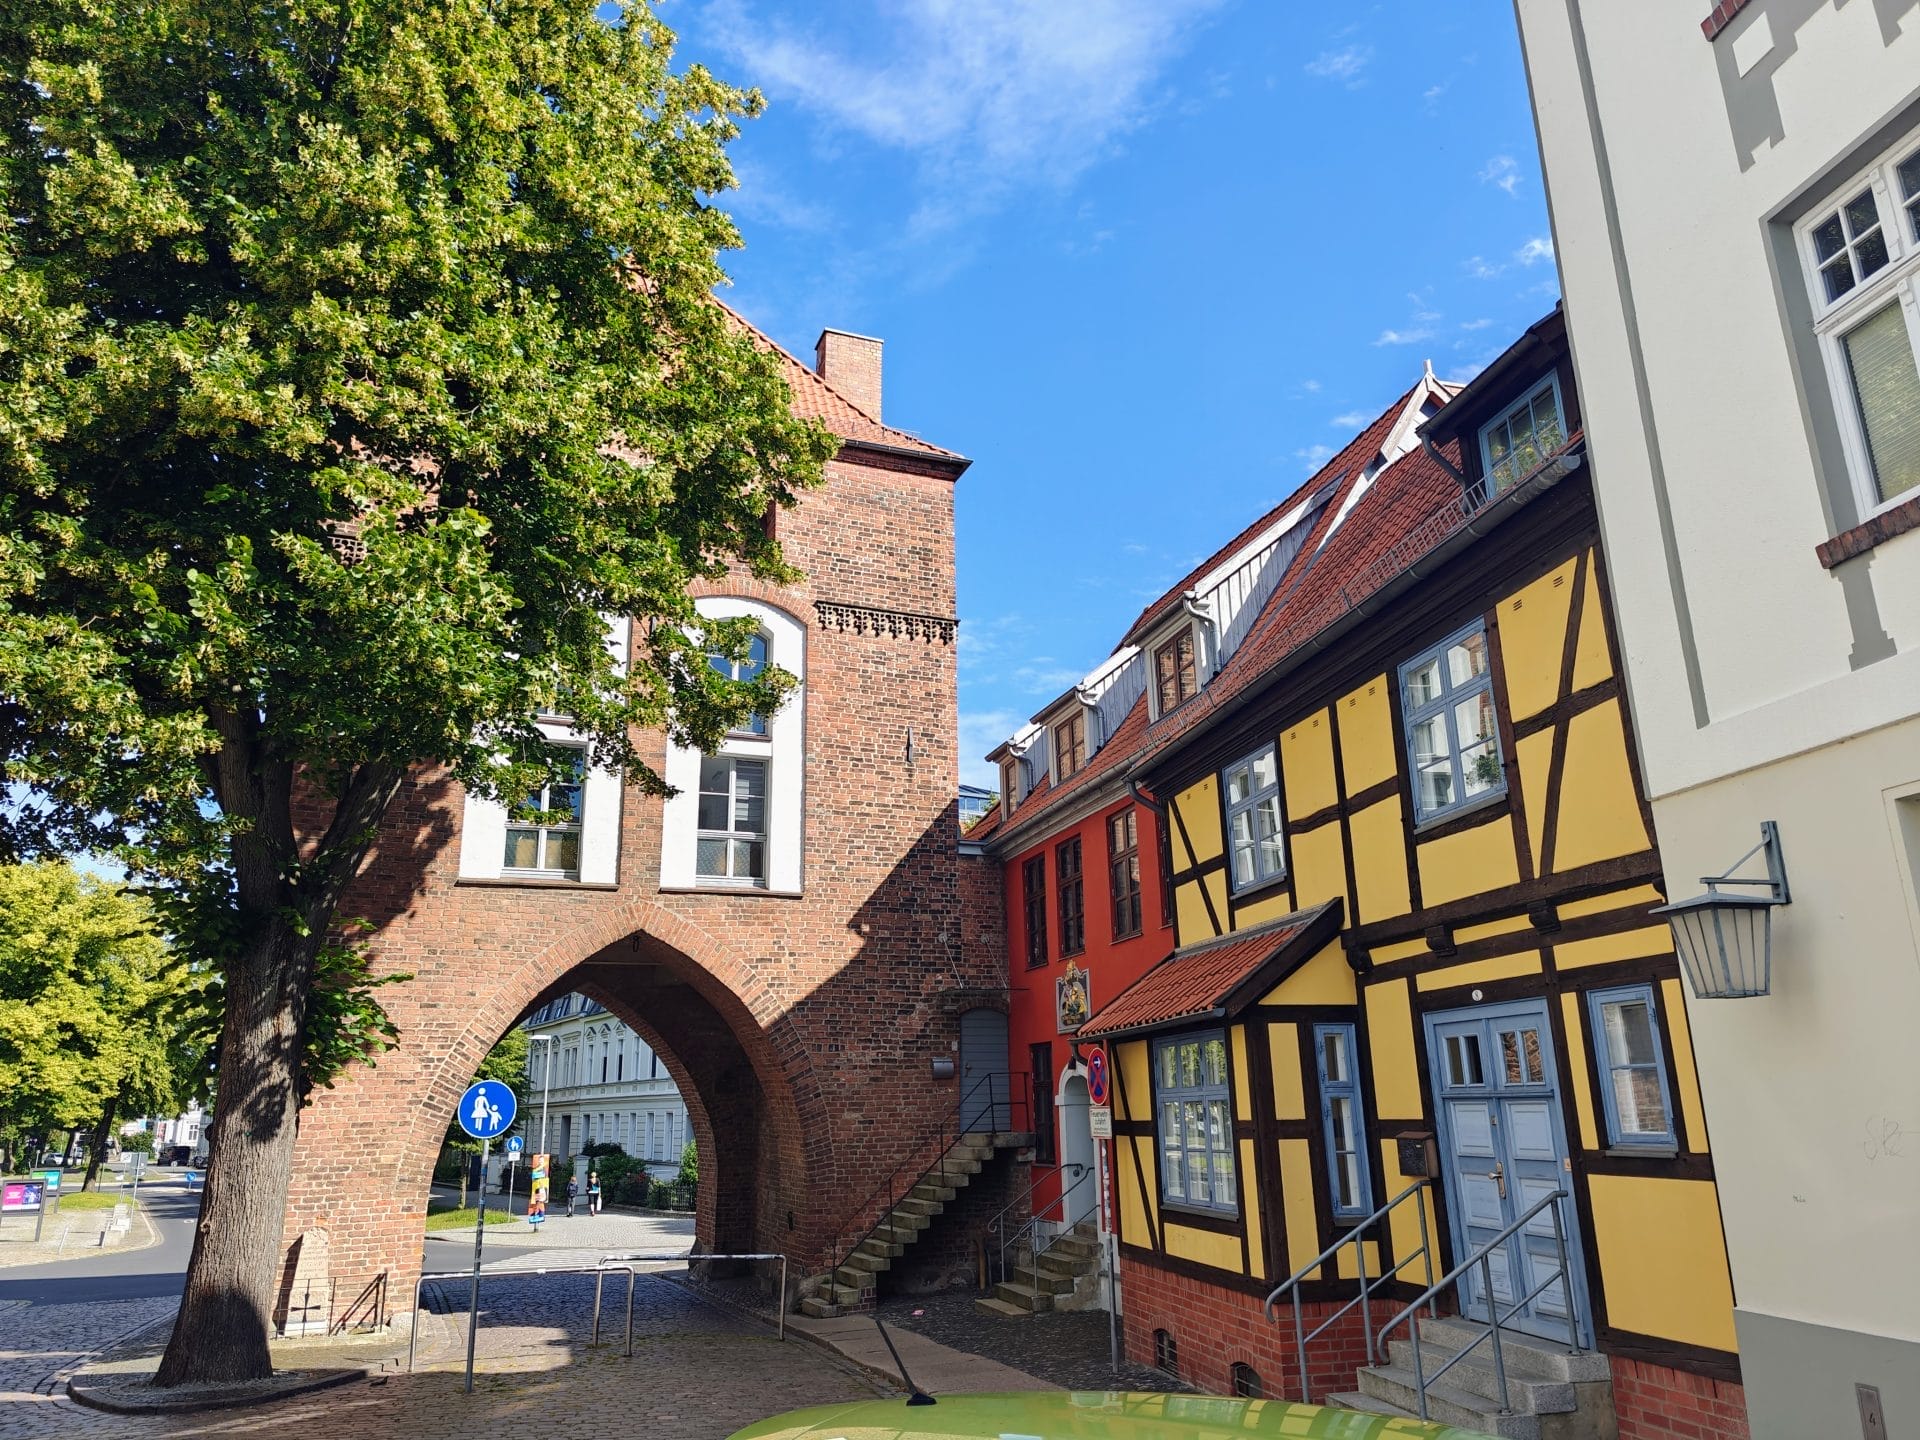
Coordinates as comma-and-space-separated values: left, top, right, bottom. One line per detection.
275, 317, 1000, 1333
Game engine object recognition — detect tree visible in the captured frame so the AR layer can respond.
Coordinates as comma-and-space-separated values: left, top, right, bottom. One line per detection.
0, 0, 832, 1385
0, 862, 175, 1184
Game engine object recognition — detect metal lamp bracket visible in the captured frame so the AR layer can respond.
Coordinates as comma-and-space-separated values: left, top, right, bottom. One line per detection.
1699, 820, 1790, 906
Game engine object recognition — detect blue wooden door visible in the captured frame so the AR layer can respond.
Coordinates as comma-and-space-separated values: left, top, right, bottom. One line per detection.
1426, 1000, 1591, 1346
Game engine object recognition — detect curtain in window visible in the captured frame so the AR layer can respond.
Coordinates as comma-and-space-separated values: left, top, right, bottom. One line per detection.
1842, 300, 1920, 504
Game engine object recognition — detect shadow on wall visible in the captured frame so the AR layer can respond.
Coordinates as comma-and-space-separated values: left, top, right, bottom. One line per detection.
1716, 0, 1917, 169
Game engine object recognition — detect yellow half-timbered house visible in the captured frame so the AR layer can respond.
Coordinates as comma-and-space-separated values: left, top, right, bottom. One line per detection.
1079, 311, 1741, 1433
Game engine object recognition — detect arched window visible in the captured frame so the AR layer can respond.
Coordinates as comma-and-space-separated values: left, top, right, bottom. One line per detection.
1230, 1362, 1262, 1399
1154, 1329, 1178, 1377
708, 631, 771, 735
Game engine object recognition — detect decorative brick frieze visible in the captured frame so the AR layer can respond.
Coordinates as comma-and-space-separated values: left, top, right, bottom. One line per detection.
1701, 0, 1755, 40
814, 600, 958, 644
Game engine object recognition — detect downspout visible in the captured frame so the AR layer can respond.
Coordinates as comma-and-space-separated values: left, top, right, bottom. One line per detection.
1182, 594, 1221, 680
1421, 431, 1469, 486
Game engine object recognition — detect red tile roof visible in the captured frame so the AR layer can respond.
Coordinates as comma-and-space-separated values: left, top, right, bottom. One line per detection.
714, 298, 966, 462
1078, 900, 1344, 1040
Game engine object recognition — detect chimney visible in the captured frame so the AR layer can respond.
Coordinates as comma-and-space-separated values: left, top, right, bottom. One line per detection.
814, 329, 883, 422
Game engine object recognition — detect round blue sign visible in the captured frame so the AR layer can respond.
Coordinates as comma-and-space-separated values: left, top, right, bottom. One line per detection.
457, 1079, 517, 1140
505, 1135, 523, 1156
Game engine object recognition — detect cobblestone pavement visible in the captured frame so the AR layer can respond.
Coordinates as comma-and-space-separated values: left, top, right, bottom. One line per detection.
876, 1290, 1190, 1394
421, 1207, 694, 1268
0, 1271, 879, 1439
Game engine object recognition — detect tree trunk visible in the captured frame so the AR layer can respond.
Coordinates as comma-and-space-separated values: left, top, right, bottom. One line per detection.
81, 1095, 120, 1192
153, 918, 320, 1386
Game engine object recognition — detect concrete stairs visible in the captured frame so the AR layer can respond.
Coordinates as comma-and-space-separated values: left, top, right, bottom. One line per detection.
799, 1133, 1007, 1319
973, 1220, 1102, 1318
1327, 1316, 1616, 1440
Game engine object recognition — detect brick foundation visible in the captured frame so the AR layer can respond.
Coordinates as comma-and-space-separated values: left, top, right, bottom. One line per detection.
1119, 1257, 1372, 1402
1613, 1355, 1749, 1440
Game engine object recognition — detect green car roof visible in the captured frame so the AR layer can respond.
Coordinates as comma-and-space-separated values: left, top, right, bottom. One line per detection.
726, 1391, 1495, 1439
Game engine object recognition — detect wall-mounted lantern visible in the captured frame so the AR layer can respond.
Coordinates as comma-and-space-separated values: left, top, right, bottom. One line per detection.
1651, 821, 1791, 999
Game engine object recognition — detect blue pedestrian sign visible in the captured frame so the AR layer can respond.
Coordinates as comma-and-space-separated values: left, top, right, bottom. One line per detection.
458, 1080, 517, 1141
505, 1135, 523, 1157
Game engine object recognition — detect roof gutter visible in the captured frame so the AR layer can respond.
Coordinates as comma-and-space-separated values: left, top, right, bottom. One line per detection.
1126, 446, 1585, 787
839, 435, 972, 476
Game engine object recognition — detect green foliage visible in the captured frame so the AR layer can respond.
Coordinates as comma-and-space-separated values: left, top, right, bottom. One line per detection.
580, 1139, 625, 1158
677, 1139, 698, 1186
0, 0, 833, 1096
441, 1028, 529, 1153
0, 862, 180, 1140
119, 1131, 155, 1155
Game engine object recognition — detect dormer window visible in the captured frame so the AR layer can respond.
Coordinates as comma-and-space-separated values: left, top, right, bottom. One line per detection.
1480, 375, 1566, 495
1054, 711, 1087, 782
1154, 629, 1198, 714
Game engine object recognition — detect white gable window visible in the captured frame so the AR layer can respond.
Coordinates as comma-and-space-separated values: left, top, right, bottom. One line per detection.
660, 596, 805, 895
1797, 125, 1920, 517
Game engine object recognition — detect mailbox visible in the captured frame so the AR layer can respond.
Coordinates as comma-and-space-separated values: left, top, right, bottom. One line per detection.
1396, 1131, 1439, 1179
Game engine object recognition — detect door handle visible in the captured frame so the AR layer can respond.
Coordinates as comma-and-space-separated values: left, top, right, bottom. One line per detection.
1490, 1161, 1507, 1200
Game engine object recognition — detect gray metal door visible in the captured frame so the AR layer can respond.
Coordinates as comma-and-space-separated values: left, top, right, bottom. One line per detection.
1426, 1000, 1592, 1346
958, 1008, 1009, 1134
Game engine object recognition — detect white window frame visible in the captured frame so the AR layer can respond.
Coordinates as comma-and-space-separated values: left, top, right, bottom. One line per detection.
1399, 619, 1507, 824
659, 597, 805, 895
1794, 125, 1920, 522
1477, 373, 1567, 496
1150, 624, 1201, 719
1222, 743, 1285, 893
458, 711, 624, 886
1052, 708, 1088, 783
502, 744, 586, 879
1151, 1030, 1237, 1216
694, 754, 770, 888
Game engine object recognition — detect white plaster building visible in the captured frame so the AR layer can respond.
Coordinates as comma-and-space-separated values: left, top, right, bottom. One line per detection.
518, 993, 691, 1181
1514, 5, 1920, 1436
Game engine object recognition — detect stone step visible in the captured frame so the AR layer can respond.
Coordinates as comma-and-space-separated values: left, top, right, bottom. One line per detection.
873, 1223, 922, 1247
858, 1237, 903, 1261
1041, 1239, 1097, 1267
839, 1249, 889, 1273
833, 1266, 876, 1291
1384, 1338, 1584, 1411
972, 1296, 1029, 1320
827, 1283, 861, 1307
1034, 1249, 1088, 1278
894, 1197, 943, 1218
1410, 1317, 1612, 1383
799, 1297, 841, 1319
1355, 1365, 1544, 1438
991, 1280, 1053, 1313
910, 1182, 959, 1204
1013, 1263, 1074, 1296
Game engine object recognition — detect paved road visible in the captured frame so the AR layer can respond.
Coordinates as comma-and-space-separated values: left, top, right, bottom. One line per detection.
0, 1188, 200, 1307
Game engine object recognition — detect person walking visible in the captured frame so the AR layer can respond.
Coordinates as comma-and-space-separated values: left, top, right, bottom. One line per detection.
588, 1170, 602, 1216
565, 1173, 579, 1217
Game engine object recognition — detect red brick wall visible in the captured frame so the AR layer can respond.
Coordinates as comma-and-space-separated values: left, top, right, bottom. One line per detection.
280, 441, 979, 1332
1613, 1355, 1750, 1440
1120, 1257, 1371, 1403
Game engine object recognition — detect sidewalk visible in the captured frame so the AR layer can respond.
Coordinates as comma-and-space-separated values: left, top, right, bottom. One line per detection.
785, 1308, 1056, 1395
0, 1203, 157, 1271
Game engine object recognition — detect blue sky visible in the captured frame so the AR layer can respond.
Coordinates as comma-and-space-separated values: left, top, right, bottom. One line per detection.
670, 0, 1560, 789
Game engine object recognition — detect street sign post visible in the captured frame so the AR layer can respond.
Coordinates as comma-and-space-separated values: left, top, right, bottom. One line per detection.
456, 1080, 517, 1393
1085, 1046, 1109, 1107
1088, 1105, 1112, 1139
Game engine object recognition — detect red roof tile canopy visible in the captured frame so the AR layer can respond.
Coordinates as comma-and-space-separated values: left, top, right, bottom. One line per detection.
1078, 899, 1345, 1041
1702, 0, 1754, 40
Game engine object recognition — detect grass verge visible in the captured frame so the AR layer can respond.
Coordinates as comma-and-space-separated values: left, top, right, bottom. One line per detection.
423, 1204, 520, 1231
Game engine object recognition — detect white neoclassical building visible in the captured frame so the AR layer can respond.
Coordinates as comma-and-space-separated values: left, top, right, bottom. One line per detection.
517, 993, 691, 1180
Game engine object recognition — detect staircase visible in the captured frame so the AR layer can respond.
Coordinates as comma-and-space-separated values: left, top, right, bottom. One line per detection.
974, 1219, 1101, 1317
800, 1132, 1005, 1319
1329, 1315, 1614, 1439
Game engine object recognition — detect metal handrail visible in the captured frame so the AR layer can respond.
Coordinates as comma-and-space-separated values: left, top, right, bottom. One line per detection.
597, 1250, 789, 1341
1261, 1180, 1434, 1403
826, 1070, 1029, 1288
1376, 1188, 1580, 1422
988, 1162, 1095, 1290
407, 1263, 638, 1375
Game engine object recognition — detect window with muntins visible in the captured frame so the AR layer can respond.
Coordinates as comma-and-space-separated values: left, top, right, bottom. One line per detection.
1230, 1363, 1263, 1399
1154, 629, 1197, 713
1588, 985, 1677, 1148
1056, 836, 1085, 957
1401, 621, 1505, 822
1153, 1031, 1236, 1213
1108, 807, 1142, 940
1480, 374, 1566, 495
1054, 711, 1087, 781
1001, 759, 1021, 817
1223, 744, 1284, 891
504, 746, 586, 876
1798, 128, 1920, 515
1154, 1329, 1178, 1376
1314, 1023, 1372, 1219
707, 632, 770, 734
1023, 854, 1048, 967
696, 756, 768, 886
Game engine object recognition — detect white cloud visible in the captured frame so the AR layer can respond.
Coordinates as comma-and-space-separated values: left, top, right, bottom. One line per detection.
1516, 235, 1556, 266
1294, 443, 1336, 470
1373, 327, 1435, 347
1407, 289, 1442, 323
1464, 255, 1505, 280
958, 709, 1021, 789
1447, 362, 1488, 384
1331, 411, 1372, 428
1305, 44, 1373, 83
1460, 317, 1495, 331
1478, 154, 1522, 197
1301, 379, 1322, 393
1422, 82, 1448, 106
705, 0, 1227, 222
